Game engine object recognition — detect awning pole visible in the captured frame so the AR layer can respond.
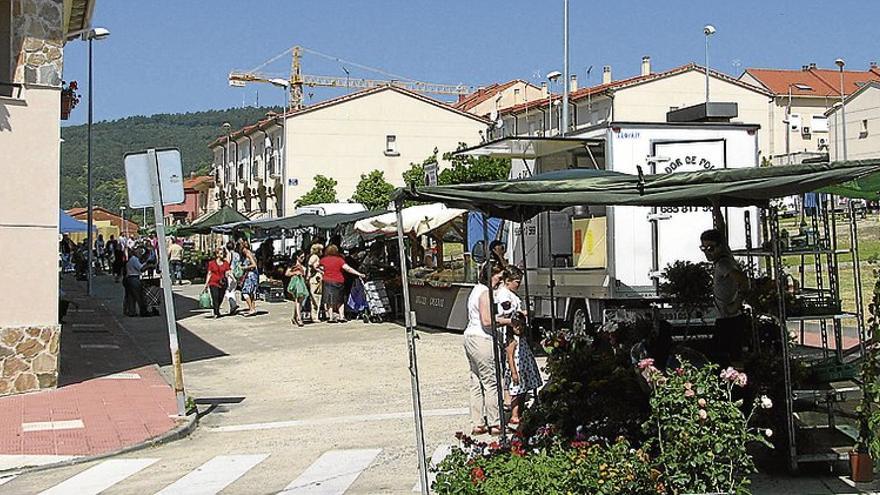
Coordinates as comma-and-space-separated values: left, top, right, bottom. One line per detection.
395, 200, 430, 495
546, 211, 557, 334
482, 214, 509, 443
519, 213, 533, 339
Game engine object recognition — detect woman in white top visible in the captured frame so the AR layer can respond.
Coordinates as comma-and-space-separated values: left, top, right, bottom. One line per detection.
463, 262, 511, 436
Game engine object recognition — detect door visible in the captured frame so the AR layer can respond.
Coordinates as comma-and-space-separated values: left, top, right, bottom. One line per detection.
651, 139, 726, 273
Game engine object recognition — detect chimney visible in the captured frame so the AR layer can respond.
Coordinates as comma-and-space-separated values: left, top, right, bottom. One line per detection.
641, 56, 651, 76
603, 65, 612, 84
871, 61, 878, 70
809, 62, 817, 69
570, 74, 578, 92
801, 65, 809, 71
541, 81, 549, 97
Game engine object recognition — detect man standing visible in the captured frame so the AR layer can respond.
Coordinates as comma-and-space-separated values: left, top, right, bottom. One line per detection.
122, 247, 155, 317
168, 238, 184, 285
700, 201, 748, 365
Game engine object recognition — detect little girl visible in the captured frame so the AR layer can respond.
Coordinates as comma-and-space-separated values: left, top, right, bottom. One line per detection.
286, 251, 309, 327
505, 313, 542, 425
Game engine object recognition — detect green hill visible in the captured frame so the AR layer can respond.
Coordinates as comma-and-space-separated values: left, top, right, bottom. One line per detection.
60, 106, 281, 211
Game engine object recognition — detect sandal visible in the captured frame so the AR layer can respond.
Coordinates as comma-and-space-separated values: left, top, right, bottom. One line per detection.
471, 426, 488, 436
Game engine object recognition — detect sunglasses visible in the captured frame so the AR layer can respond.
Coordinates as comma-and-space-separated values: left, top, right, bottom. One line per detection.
699, 245, 717, 252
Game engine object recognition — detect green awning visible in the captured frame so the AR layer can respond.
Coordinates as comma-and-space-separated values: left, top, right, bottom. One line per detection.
212, 210, 382, 235
176, 206, 249, 236
391, 161, 880, 221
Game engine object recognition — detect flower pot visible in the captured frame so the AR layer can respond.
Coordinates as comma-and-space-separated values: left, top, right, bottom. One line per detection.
60, 94, 73, 120
850, 450, 874, 483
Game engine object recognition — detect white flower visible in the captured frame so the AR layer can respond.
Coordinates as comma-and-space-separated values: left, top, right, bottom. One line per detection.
759, 395, 773, 409
764, 428, 773, 438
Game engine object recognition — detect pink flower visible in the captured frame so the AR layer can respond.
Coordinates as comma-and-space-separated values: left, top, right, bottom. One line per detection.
698, 398, 707, 408
637, 358, 655, 370
698, 409, 708, 421
684, 388, 695, 398
734, 372, 748, 388
684, 382, 693, 389
675, 368, 684, 376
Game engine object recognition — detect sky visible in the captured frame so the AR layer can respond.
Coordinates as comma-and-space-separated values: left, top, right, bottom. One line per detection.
61, 0, 880, 126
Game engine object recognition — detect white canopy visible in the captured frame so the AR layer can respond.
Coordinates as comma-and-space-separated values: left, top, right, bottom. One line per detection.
354, 203, 466, 237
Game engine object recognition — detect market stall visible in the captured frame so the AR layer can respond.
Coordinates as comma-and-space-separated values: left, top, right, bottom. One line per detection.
391, 159, 880, 482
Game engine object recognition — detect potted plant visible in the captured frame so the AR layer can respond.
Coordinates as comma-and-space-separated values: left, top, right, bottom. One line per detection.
852, 271, 880, 482
60, 80, 80, 120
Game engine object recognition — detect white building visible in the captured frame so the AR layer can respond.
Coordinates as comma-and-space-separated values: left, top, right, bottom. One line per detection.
826, 81, 880, 161
211, 86, 488, 215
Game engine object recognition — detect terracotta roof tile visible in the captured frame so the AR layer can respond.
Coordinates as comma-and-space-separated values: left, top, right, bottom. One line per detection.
183, 175, 214, 189
453, 80, 526, 111
743, 67, 880, 97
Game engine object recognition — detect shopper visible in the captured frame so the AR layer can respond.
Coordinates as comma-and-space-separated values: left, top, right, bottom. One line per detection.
463, 262, 507, 436
112, 236, 126, 283
225, 241, 241, 315
285, 251, 308, 327
122, 246, 153, 317
505, 313, 542, 427
238, 239, 260, 316
168, 237, 184, 285
307, 243, 324, 321
489, 240, 509, 268
60, 233, 74, 272
320, 244, 366, 323
204, 247, 229, 319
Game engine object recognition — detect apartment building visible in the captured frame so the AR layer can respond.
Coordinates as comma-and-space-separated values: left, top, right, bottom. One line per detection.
210, 85, 488, 216
827, 81, 880, 162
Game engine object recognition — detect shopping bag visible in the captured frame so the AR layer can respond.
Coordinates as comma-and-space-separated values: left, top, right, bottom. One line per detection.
199, 290, 212, 309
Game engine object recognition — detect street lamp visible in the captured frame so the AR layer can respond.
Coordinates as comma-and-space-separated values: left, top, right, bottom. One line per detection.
703, 24, 716, 104
786, 83, 813, 164
835, 58, 848, 161
85, 26, 110, 296
546, 71, 562, 136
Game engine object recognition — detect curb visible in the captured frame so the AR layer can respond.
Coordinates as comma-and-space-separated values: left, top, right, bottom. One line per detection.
0, 411, 198, 477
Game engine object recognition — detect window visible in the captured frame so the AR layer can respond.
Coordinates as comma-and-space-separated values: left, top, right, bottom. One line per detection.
0, 0, 11, 88
861, 119, 869, 138
385, 135, 398, 156
811, 115, 828, 133
789, 113, 801, 131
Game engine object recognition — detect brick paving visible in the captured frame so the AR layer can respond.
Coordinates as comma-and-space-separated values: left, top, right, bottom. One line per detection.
0, 276, 183, 463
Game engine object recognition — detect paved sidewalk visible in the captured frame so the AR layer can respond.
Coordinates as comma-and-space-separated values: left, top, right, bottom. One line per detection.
0, 276, 186, 471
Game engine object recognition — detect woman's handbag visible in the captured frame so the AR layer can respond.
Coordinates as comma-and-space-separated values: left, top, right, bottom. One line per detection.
199, 290, 213, 309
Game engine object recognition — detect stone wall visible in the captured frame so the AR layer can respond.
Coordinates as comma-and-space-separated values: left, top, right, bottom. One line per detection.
11, 0, 64, 86
0, 326, 60, 395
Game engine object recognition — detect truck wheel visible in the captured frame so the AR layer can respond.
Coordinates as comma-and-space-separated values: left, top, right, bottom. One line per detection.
572, 305, 588, 336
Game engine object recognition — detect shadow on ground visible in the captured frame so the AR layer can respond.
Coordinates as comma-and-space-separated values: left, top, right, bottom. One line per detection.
58, 274, 228, 386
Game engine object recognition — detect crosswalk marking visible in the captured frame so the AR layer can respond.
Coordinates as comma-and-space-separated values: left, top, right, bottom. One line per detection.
38, 458, 158, 495
279, 449, 381, 494
155, 454, 269, 495
412, 445, 453, 492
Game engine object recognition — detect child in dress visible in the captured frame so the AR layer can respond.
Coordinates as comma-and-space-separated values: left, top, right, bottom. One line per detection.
285, 251, 308, 327
505, 313, 542, 426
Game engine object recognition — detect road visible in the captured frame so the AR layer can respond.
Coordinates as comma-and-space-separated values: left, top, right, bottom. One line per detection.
2, 278, 469, 494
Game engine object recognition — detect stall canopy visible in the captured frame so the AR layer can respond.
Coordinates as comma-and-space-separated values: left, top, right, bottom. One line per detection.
214, 209, 380, 235
176, 206, 248, 236
59, 209, 93, 233
391, 161, 880, 221
354, 203, 466, 237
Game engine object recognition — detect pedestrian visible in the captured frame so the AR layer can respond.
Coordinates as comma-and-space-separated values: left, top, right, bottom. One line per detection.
238, 239, 260, 316
285, 251, 308, 327
504, 313, 541, 427
60, 233, 73, 272
203, 247, 229, 319
225, 241, 241, 316
495, 266, 525, 411
307, 243, 324, 322
168, 237, 184, 285
95, 234, 105, 272
320, 244, 366, 323
464, 262, 507, 436
112, 235, 126, 283
122, 246, 154, 317
702, 200, 748, 366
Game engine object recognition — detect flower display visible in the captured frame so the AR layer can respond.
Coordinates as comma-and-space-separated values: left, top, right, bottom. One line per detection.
759, 395, 773, 409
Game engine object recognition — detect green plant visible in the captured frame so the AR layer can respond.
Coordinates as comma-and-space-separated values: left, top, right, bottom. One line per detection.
856, 270, 880, 456
659, 261, 713, 322
438, 142, 511, 185
295, 175, 338, 207
641, 360, 772, 495
350, 170, 394, 211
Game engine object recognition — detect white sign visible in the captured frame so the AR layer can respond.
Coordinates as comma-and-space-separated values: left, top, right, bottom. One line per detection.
124, 148, 185, 208
424, 162, 438, 186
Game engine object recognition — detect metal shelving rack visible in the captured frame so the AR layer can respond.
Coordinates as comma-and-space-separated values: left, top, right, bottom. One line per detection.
737, 196, 868, 471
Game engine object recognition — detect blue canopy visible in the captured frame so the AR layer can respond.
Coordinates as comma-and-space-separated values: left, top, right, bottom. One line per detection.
59, 209, 92, 233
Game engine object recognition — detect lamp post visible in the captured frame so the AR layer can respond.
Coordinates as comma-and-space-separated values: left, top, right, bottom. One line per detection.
703, 24, 716, 104
85, 27, 110, 296
835, 58, 848, 161
546, 71, 562, 136
561, 0, 570, 135
786, 83, 813, 165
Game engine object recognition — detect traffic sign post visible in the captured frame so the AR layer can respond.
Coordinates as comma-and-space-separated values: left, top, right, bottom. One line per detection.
124, 148, 187, 417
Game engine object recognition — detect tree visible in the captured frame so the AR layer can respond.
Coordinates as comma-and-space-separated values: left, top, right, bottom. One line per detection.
351, 170, 394, 211
438, 142, 511, 185
295, 174, 338, 207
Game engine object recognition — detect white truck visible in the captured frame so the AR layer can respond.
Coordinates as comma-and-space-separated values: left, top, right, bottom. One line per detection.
471, 119, 762, 331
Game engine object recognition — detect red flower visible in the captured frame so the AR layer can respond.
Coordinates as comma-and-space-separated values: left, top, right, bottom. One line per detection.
471, 466, 486, 483
570, 440, 591, 449
68, 81, 78, 90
